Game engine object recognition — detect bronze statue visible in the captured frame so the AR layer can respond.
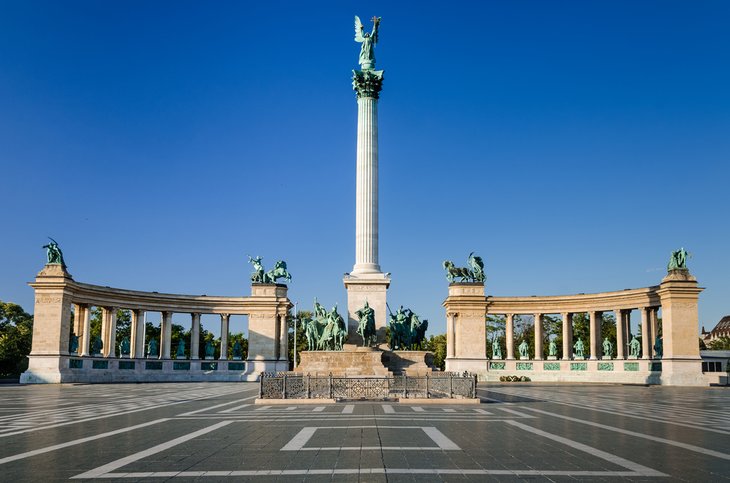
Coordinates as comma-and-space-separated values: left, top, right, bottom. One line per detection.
443, 253, 485, 283
248, 256, 291, 284
302, 301, 347, 351
667, 247, 690, 271
629, 336, 641, 357
518, 340, 529, 358
573, 339, 585, 359
355, 301, 376, 347
176, 339, 186, 359
602, 337, 613, 358
147, 338, 158, 358
42, 237, 66, 267
354, 16, 380, 70
388, 306, 428, 350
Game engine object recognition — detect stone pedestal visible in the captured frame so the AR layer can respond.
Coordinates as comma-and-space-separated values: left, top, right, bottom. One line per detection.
294, 347, 390, 376
241, 283, 291, 381
443, 283, 488, 375
382, 350, 435, 375
343, 273, 390, 345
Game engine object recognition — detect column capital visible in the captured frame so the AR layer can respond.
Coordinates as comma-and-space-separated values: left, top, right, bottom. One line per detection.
352, 69, 384, 99
220, 313, 230, 319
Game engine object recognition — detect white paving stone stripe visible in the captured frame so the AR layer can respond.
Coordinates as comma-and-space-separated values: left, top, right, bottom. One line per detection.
505, 420, 667, 477
71, 420, 234, 479
179, 395, 257, 416
523, 407, 730, 461
96, 469, 653, 477
0, 418, 169, 466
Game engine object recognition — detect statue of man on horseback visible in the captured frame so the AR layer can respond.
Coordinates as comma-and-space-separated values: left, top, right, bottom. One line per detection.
355, 301, 376, 347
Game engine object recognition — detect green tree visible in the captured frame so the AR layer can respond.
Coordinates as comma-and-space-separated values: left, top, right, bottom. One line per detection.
708, 337, 730, 350
228, 332, 248, 359
485, 315, 506, 359
699, 338, 707, 350
424, 334, 447, 370
289, 310, 311, 368
0, 301, 34, 377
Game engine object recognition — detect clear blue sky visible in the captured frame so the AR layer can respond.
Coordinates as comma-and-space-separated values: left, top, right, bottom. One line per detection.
1, 1, 728, 337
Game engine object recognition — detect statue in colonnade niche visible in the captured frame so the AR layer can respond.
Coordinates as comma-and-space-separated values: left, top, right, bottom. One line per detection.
176, 339, 186, 359
147, 338, 158, 358
42, 237, 66, 267
573, 339, 585, 359
442, 252, 485, 283
518, 340, 529, 359
248, 256, 292, 284
232, 340, 243, 360
355, 301, 376, 347
119, 337, 130, 357
69, 334, 79, 354
205, 340, 215, 359
548, 339, 558, 358
388, 306, 428, 350
602, 338, 613, 359
91, 336, 103, 355
629, 336, 641, 358
667, 247, 690, 271
491, 335, 503, 359
653, 336, 663, 359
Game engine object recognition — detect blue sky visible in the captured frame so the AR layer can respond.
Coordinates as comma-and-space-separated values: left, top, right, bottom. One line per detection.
1, 1, 728, 337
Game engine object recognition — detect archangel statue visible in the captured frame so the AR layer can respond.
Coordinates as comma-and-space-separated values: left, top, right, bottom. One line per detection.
42, 237, 66, 267
354, 15, 380, 70
443, 252, 485, 283
388, 306, 428, 350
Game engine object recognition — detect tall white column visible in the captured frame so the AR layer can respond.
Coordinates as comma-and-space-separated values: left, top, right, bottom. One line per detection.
219, 314, 229, 360
561, 313, 572, 360
589, 311, 600, 360
278, 314, 288, 363
505, 314, 515, 360
615, 309, 625, 359
534, 313, 543, 360
641, 307, 650, 359
649, 308, 658, 358
80, 305, 91, 356
446, 312, 456, 358
131, 310, 145, 359
161, 311, 172, 359
191, 313, 201, 360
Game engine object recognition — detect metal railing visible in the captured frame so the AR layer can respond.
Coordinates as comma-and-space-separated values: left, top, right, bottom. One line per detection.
258, 372, 477, 400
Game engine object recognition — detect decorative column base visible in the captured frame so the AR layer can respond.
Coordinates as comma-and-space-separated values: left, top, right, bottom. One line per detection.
20, 355, 74, 384
343, 272, 390, 346
659, 359, 705, 386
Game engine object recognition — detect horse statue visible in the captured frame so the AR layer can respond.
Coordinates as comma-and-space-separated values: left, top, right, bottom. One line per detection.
263, 260, 292, 284
443, 253, 487, 283
442, 260, 472, 283
355, 301, 376, 347
388, 306, 428, 350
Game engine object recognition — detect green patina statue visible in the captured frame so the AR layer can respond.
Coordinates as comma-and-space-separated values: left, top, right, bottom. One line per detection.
548, 339, 558, 357
629, 336, 641, 357
42, 237, 66, 267
573, 339, 585, 359
388, 306, 428, 350
443, 252, 486, 283
492, 335, 503, 359
667, 247, 690, 271
91, 336, 103, 355
302, 300, 348, 351
69, 334, 79, 354
205, 340, 215, 359
176, 339, 186, 359
119, 337, 130, 356
354, 15, 380, 70
147, 338, 158, 358
653, 336, 663, 358
355, 301, 376, 347
518, 340, 529, 358
248, 256, 292, 284
602, 337, 613, 358
232, 340, 243, 360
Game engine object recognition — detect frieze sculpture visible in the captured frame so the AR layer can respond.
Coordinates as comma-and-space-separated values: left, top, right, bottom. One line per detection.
302, 300, 348, 351
667, 247, 690, 271
442, 252, 485, 283
491, 335, 503, 359
573, 339, 585, 359
548, 339, 558, 358
388, 306, 428, 350
629, 336, 641, 357
248, 256, 292, 284
147, 338, 158, 358
42, 237, 66, 267
355, 301, 376, 347
518, 340, 529, 359
602, 337, 613, 358
176, 339, 186, 359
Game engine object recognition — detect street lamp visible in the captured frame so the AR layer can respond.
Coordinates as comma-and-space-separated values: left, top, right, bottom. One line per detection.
293, 302, 298, 368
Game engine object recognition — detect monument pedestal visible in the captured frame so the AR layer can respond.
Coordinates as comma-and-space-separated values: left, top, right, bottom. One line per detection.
294, 347, 390, 376
343, 272, 390, 345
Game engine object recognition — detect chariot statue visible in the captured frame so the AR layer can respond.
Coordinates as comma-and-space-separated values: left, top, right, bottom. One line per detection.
443, 252, 485, 283
248, 256, 292, 284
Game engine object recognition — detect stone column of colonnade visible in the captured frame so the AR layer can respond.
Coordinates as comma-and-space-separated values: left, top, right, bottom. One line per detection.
79, 304, 91, 357
505, 314, 515, 360
278, 314, 288, 363
101, 307, 117, 358
219, 314, 230, 360
191, 313, 201, 360
588, 311, 600, 359
615, 309, 625, 359
561, 313, 573, 360
446, 312, 456, 359
160, 311, 172, 359
640, 307, 650, 359
130, 309, 145, 359
533, 313, 543, 360
649, 308, 659, 358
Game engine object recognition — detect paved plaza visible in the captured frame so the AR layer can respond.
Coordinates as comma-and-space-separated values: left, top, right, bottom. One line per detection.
0, 383, 727, 481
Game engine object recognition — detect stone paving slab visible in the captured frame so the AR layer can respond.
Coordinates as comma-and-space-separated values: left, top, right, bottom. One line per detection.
0, 382, 727, 481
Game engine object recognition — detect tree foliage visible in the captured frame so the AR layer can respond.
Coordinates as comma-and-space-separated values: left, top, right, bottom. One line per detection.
423, 334, 447, 370
708, 336, 730, 351
0, 301, 34, 377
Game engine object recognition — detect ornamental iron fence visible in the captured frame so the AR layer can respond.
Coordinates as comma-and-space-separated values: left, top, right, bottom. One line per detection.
258, 372, 477, 400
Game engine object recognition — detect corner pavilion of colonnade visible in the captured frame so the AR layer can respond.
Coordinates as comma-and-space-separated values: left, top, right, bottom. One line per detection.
444, 266, 706, 386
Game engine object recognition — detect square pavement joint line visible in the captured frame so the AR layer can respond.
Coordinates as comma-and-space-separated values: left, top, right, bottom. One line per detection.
280, 426, 461, 451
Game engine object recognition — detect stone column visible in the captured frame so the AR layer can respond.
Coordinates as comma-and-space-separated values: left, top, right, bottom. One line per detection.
640, 307, 650, 359
191, 313, 201, 360
505, 314, 515, 360
649, 308, 658, 358
161, 311, 172, 359
589, 311, 601, 360
72, 303, 83, 337
534, 313, 543, 360
80, 305, 91, 357
446, 312, 456, 359
101, 307, 117, 357
615, 309, 625, 360
219, 314, 230, 360
130, 310, 145, 359
278, 314, 288, 363
561, 313, 572, 360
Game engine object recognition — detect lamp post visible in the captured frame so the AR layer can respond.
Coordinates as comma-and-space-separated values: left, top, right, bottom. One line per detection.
293, 302, 298, 368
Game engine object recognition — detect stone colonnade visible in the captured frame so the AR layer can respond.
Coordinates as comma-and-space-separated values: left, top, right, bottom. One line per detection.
20, 264, 291, 383
443, 269, 705, 386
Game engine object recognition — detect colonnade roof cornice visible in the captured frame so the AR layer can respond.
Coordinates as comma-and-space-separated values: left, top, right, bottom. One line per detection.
31, 279, 289, 315
484, 285, 662, 314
